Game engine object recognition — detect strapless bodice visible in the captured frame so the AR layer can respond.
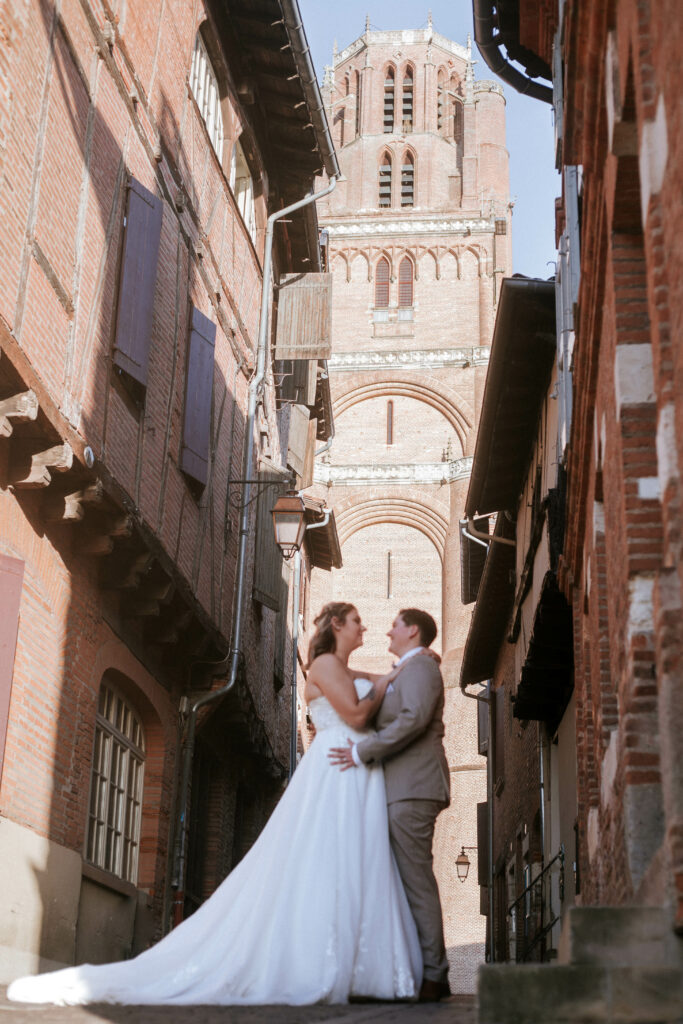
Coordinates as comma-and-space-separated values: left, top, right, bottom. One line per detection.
308, 678, 374, 736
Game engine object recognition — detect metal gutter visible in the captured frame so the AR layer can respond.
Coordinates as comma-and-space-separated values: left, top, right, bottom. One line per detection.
472, 0, 553, 105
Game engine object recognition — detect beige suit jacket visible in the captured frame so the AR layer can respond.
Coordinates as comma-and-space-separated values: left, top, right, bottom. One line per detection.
356, 653, 450, 806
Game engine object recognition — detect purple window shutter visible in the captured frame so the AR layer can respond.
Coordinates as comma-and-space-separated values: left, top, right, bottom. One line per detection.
181, 306, 216, 486
113, 178, 164, 387
0, 554, 24, 786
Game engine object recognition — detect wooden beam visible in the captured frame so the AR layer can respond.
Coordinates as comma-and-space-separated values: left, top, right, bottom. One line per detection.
43, 481, 105, 522
10, 443, 73, 488
0, 390, 39, 437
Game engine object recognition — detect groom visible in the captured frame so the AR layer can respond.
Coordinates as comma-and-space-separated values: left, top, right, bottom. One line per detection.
329, 608, 451, 1002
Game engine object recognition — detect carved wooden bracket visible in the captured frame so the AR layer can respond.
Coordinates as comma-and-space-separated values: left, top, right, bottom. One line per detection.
43, 480, 105, 522
10, 443, 73, 488
0, 390, 39, 437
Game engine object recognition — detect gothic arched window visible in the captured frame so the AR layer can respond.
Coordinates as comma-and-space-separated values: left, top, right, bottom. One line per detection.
398, 257, 414, 307
437, 68, 446, 133
383, 67, 395, 133
375, 257, 390, 307
402, 66, 414, 133
354, 71, 362, 136
379, 152, 392, 208
401, 152, 415, 207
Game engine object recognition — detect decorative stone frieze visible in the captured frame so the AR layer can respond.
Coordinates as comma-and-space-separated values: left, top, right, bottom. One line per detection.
327, 218, 493, 238
315, 457, 473, 486
328, 347, 490, 371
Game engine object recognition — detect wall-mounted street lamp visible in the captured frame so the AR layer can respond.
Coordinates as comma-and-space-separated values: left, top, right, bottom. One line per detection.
271, 491, 307, 559
456, 846, 478, 883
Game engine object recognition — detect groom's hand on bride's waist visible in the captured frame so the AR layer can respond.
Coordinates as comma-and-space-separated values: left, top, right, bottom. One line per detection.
328, 738, 357, 771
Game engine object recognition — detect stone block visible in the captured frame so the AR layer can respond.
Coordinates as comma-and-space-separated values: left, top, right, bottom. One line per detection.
557, 906, 683, 968
478, 963, 609, 1023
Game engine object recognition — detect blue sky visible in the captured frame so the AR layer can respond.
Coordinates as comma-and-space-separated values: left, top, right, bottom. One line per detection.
299, 0, 559, 280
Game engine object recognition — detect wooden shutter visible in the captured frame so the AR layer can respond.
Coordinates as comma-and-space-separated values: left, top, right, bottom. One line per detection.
181, 306, 216, 486
286, 403, 310, 478
113, 178, 164, 387
273, 563, 290, 690
274, 273, 332, 360
277, 359, 317, 406
0, 554, 24, 786
375, 257, 390, 307
253, 472, 283, 610
300, 416, 317, 489
398, 257, 413, 307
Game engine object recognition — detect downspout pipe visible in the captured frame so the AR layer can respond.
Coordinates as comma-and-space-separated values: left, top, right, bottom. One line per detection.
465, 515, 516, 547
462, 681, 495, 962
472, 0, 553, 105
170, 174, 337, 922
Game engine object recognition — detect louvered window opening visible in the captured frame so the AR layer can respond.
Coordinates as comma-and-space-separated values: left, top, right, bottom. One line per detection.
398, 258, 413, 307
384, 71, 395, 133
386, 401, 394, 445
402, 71, 413, 132
379, 157, 392, 208
86, 684, 145, 884
355, 72, 362, 136
190, 34, 224, 161
375, 258, 390, 307
437, 76, 445, 132
401, 158, 414, 207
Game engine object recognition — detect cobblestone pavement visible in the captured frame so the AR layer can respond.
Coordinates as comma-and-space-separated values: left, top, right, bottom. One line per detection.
0, 991, 477, 1024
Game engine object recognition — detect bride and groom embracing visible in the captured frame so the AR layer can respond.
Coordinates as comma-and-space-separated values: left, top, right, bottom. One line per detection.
8, 602, 452, 1007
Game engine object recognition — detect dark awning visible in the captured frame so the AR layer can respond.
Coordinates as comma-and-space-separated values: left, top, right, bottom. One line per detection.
303, 496, 342, 571
512, 573, 573, 730
465, 276, 556, 519
460, 513, 516, 687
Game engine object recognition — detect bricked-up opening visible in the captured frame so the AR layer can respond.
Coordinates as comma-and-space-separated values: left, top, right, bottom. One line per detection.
379, 152, 392, 207
387, 550, 393, 598
398, 256, 414, 306
354, 70, 362, 136
386, 399, 394, 444
402, 66, 414, 132
190, 32, 224, 161
383, 67, 395, 133
401, 153, 414, 207
86, 681, 145, 884
374, 257, 390, 306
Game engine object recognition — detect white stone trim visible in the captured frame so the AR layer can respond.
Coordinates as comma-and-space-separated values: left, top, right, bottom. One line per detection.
627, 575, 654, 642
326, 217, 492, 238
656, 402, 679, 491
639, 93, 668, 226
315, 457, 472, 486
328, 347, 490, 371
637, 477, 661, 501
614, 344, 655, 414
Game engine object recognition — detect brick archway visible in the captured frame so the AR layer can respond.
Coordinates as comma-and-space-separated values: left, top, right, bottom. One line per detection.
335, 496, 448, 560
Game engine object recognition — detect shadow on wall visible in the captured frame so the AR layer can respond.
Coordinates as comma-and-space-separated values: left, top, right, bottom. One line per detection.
448, 941, 486, 995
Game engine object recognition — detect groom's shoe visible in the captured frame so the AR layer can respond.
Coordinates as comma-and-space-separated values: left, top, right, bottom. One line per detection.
418, 979, 451, 1002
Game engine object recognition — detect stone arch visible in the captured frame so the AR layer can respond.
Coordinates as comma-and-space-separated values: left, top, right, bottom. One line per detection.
335, 497, 448, 560
333, 378, 472, 452
331, 250, 350, 282
370, 248, 394, 281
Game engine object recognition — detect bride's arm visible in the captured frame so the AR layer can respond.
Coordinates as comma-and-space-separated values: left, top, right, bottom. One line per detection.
309, 656, 395, 729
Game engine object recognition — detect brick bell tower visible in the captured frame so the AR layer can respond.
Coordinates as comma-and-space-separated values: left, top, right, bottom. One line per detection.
311, 16, 512, 992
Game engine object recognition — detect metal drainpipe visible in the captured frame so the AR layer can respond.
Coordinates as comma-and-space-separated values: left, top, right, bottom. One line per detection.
464, 515, 516, 548
170, 175, 337, 923
462, 681, 495, 962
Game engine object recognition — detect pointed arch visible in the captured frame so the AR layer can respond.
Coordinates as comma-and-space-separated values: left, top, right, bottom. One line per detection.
374, 256, 390, 307
401, 149, 415, 207
383, 65, 395, 133
379, 150, 392, 208
402, 64, 414, 133
331, 250, 350, 282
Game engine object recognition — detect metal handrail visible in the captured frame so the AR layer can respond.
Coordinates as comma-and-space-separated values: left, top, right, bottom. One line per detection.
507, 845, 565, 962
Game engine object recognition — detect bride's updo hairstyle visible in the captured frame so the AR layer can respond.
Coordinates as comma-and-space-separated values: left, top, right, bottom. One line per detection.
307, 602, 356, 667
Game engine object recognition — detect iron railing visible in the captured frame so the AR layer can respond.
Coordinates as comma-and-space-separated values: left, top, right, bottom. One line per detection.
507, 845, 565, 962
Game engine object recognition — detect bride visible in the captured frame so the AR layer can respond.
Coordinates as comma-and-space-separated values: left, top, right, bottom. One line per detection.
8, 602, 422, 1006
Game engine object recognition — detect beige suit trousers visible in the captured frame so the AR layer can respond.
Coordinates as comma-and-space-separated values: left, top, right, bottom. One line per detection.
388, 797, 449, 984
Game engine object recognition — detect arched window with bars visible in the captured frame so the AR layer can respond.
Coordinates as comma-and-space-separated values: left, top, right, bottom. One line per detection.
401, 152, 414, 207
383, 67, 395, 133
398, 257, 414, 308
374, 257, 390, 307
437, 68, 446, 133
190, 33, 224, 161
379, 152, 392, 208
402, 66, 414, 132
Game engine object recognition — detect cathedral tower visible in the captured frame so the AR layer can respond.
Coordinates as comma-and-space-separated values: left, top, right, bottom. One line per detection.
312, 20, 512, 990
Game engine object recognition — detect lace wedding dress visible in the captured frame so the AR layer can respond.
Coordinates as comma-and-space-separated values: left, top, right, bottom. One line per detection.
8, 680, 422, 1006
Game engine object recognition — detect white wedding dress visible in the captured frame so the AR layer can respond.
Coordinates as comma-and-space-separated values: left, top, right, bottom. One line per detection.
8, 681, 422, 1006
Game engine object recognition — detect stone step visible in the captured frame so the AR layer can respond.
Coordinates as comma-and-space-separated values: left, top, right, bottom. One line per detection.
557, 906, 683, 968
478, 962, 683, 1023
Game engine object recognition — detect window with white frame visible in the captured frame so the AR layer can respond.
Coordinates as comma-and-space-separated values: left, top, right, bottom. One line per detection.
86, 682, 145, 884
230, 138, 256, 241
190, 33, 224, 162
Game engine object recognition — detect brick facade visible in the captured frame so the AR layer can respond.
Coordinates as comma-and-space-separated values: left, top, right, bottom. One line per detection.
309, 21, 513, 993
0, 0, 328, 979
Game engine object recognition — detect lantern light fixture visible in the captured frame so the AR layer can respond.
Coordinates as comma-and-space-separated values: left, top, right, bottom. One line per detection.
271, 491, 307, 559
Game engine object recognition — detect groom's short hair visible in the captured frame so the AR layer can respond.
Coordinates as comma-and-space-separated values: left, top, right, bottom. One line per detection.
399, 608, 437, 648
